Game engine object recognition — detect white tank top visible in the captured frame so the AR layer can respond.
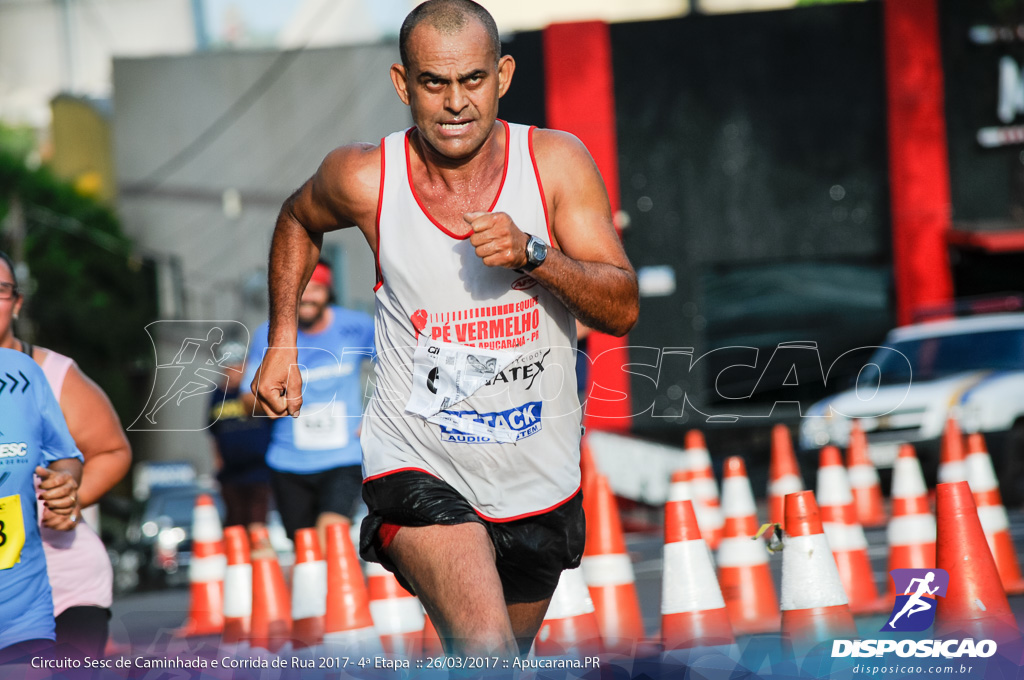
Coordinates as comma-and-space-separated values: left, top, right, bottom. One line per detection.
361, 121, 583, 520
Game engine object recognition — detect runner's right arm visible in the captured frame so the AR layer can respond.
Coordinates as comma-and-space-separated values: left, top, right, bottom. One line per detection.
253, 144, 381, 418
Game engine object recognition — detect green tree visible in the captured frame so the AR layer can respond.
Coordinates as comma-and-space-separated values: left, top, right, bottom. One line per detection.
0, 139, 156, 421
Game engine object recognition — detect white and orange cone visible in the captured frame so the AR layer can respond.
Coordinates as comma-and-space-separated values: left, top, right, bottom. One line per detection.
249, 525, 292, 652
780, 491, 856, 651
684, 430, 724, 550
580, 474, 644, 654
965, 433, 1024, 595
846, 421, 886, 528
291, 528, 327, 649
323, 521, 382, 654
661, 478, 734, 649
717, 456, 780, 635
886, 445, 935, 601
768, 424, 803, 528
816, 446, 887, 615
535, 566, 604, 657
221, 525, 252, 646
366, 561, 424, 657
935, 481, 1021, 644
937, 417, 967, 484
177, 494, 226, 637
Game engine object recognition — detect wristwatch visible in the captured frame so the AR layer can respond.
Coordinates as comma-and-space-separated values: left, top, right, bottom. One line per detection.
521, 235, 549, 273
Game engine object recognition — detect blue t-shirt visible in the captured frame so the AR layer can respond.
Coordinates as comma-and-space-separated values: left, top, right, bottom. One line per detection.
0, 349, 81, 649
243, 306, 374, 474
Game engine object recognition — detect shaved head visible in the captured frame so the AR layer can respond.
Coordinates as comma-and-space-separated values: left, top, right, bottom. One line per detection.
400, 0, 501, 69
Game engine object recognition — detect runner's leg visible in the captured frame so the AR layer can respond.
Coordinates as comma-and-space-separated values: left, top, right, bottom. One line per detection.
386, 522, 519, 657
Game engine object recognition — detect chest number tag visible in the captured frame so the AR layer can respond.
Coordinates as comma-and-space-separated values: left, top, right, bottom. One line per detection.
0, 494, 26, 570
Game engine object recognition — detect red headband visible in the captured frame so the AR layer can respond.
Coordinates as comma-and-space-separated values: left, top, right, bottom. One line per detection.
310, 263, 332, 288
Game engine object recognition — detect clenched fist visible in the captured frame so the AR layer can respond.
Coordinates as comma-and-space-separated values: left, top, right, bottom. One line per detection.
465, 211, 529, 269
251, 346, 304, 418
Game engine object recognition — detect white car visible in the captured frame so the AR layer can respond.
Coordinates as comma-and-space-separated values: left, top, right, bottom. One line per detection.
799, 312, 1024, 506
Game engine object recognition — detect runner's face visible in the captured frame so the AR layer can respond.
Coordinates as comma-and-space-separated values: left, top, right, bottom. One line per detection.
0, 260, 22, 342
392, 19, 514, 160
298, 281, 330, 328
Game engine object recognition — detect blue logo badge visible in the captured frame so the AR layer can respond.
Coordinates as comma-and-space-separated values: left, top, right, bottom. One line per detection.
882, 568, 949, 632
437, 401, 543, 444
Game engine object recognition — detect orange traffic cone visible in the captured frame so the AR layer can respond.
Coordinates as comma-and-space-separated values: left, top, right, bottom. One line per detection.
846, 421, 886, 527
886, 445, 935, 600
937, 417, 967, 484
291, 528, 327, 648
580, 435, 599, 495
249, 525, 292, 652
965, 433, 1024, 595
717, 456, 780, 635
768, 424, 803, 528
222, 525, 252, 645
935, 481, 1021, 643
661, 484, 734, 649
684, 430, 724, 550
535, 566, 604, 657
580, 474, 644, 654
177, 494, 225, 637
366, 561, 424, 657
816, 446, 887, 615
319, 520, 380, 655
322, 521, 381, 654
780, 491, 856, 651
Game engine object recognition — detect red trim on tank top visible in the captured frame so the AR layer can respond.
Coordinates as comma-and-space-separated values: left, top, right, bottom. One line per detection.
373, 136, 386, 290
404, 120, 511, 240
361, 468, 579, 523
362, 466, 440, 484
528, 126, 555, 247
474, 485, 580, 523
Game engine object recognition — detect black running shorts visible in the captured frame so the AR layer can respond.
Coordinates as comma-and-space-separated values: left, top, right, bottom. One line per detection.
270, 464, 363, 538
360, 470, 585, 604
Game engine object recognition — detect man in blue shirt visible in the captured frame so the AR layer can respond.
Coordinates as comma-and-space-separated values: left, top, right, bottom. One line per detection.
242, 261, 373, 541
0, 349, 83, 664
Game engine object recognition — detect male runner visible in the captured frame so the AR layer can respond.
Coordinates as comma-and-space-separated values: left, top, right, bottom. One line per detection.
251, 0, 638, 657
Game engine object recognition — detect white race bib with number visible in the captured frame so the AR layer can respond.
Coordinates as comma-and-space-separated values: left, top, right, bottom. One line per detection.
405, 339, 518, 419
293, 402, 349, 450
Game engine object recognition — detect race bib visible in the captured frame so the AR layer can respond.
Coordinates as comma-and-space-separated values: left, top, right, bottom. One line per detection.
405, 339, 518, 418
293, 402, 349, 450
0, 494, 26, 570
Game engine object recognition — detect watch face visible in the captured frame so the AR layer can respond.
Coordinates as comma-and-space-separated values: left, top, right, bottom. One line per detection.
529, 238, 547, 264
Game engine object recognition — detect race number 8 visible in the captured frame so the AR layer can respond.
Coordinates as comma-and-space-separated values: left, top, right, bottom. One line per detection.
0, 494, 27, 570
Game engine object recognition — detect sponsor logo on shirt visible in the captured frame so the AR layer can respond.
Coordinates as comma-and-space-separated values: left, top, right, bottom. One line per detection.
437, 401, 543, 444
511, 275, 538, 291
0, 443, 28, 459
486, 349, 550, 390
